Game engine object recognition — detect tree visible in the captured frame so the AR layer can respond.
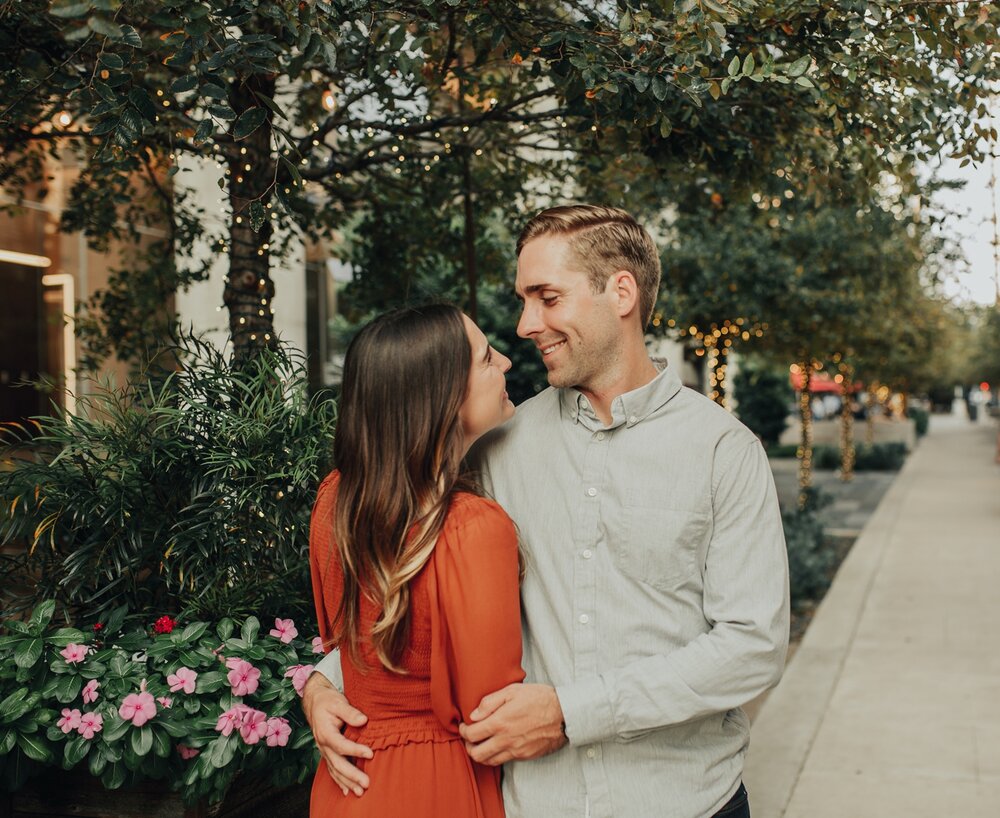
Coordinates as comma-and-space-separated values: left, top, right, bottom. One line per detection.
3, 0, 998, 365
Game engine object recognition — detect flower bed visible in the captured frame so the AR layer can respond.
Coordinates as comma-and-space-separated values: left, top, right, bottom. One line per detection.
0, 602, 322, 805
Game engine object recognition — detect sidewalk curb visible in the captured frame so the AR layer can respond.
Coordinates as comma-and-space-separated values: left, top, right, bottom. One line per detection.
743, 446, 918, 818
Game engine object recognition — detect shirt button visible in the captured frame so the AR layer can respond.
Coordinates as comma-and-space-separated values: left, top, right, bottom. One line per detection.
579, 614, 589, 624
586, 487, 597, 497
595, 432, 606, 441
582, 549, 593, 559
628, 415, 638, 424
586, 748, 596, 759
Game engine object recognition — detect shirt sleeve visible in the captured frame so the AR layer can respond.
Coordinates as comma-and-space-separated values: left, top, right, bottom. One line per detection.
556, 438, 790, 746
429, 498, 526, 729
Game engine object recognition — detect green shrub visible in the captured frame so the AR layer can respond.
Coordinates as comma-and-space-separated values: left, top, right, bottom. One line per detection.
771, 443, 906, 471
783, 489, 834, 607
0, 337, 337, 624
734, 364, 793, 447
907, 406, 929, 438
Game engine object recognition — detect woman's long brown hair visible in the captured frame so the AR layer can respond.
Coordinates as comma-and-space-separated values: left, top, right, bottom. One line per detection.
331, 304, 473, 673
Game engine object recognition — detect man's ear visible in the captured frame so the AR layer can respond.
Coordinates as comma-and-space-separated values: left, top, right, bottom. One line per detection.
609, 270, 640, 318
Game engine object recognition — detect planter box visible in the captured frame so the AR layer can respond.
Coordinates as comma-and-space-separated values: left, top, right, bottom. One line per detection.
0, 768, 311, 818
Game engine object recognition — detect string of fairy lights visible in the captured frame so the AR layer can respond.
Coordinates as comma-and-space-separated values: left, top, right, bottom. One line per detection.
652, 314, 767, 406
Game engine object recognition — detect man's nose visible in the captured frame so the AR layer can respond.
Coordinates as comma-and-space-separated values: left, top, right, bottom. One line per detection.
516, 303, 542, 339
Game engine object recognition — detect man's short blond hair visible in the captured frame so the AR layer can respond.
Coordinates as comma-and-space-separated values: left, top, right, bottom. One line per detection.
516, 205, 662, 328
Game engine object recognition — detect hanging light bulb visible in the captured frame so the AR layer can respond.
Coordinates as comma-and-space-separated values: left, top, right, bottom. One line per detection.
322, 89, 337, 112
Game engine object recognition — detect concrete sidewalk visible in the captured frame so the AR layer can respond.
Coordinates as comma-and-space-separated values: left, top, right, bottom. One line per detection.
745, 414, 1000, 817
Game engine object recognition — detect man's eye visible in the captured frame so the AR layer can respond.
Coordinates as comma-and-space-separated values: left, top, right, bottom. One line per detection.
541, 296, 558, 305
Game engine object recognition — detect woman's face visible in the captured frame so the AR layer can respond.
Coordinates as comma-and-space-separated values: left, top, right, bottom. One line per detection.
459, 314, 515, 450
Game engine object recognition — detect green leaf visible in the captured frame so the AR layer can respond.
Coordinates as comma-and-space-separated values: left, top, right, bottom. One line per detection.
89, 745, 108, 776
208, 734, 237, 768
49, 1, 93, 18
195, 670, 226, 693
88, 14, 123, 38
632, 73, 650, 93
0, 729, 15, 755
47, 628, 85, 647
98, 52, 124, 70
0, 687, 31, 724
208, 103, 236, 121
709, 81, 721, 100
241, 616, 260, 645
17, 733, 53, 763
55, 673, 83, 704
795, 76, 814, 88
128, 87, 157, 121
14, 638, 43, 669
118, 23, 142, 48
728, 55, 740, 76
233, 108, 267, 140
131, 725, 153, 757
171, 74, 198, 93
102, 760, 127, 789
651, 75, 667, 101
216, 618, 235, 641
249, 200, 265, 233
28, 601, 56, 630
743, 53, 756, 75
322, 40, 338, 71
787, 55, 811, 78
65, 734, 89, 766
152, 727, 171, 758
194, 119, 214, 144
101, 717, 130, 743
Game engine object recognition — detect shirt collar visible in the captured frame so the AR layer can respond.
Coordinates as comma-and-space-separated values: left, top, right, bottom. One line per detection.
558, 359, 682, 431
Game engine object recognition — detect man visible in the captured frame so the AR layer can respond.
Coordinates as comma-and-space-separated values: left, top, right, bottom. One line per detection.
304, 205, 789, 817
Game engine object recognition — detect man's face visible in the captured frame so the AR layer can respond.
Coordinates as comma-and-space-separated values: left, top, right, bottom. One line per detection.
515, 235, 623, 391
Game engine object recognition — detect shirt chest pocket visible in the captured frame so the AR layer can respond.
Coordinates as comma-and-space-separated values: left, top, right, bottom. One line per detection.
611, 495, 710, 592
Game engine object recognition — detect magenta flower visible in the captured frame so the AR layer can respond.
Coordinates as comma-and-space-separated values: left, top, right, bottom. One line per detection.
167, 666, 198, 694
57, 708, 82, 734
119, 691, 157, 726
215, 705, 249, 737
177, 744, 200, 760
60, 643, 87, 664
157, 696, 173, 709
81, 679, 100, 704
225, 658, 260, 697
284, 664, 315, 697
78, 711, 103, 740
239, 707, 268, 745
311, 636, 325, 654
268, 617, 298, 644
265, 716, 291, 747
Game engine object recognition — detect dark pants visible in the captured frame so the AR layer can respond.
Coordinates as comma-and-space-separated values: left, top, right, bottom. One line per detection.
711, 782, 749, 818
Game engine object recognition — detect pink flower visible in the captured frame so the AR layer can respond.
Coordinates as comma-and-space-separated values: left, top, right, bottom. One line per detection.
238, 707, 268, 745
284, 664, 315, 697
157, 696, 173, 709
265, 716, 291, 747
118, 691, 157, 726
226, 658, 260, 697
167, 666, 198, 694
60, 643, 87, 664
82, 679, 100, 704
215, 706, 243, 737
78, 711, 103, 740
311, 636, 325, 654
177, 744, 200, 760
57, 708, 82, 734
269, 617, 298, 644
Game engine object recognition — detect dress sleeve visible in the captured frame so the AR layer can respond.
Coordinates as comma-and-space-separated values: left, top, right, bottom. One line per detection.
429, 497, 526, 730
309, 472, 340, 655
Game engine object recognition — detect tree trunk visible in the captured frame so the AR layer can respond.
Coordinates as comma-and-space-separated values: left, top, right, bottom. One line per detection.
461, 148, 477, 323
224, 74, 278, 363
840, 363, 855, 482
797, 360, 814, 509
866, 382, 877, 446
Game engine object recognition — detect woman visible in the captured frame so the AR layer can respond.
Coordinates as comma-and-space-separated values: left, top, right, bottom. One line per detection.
309, 304, 524, 818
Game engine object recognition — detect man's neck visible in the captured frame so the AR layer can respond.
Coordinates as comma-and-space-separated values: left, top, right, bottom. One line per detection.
578, 355, 659, 426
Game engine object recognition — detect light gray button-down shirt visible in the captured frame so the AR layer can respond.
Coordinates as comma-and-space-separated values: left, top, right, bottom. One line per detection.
477, 361, 789, 818
315, 361, 789, 818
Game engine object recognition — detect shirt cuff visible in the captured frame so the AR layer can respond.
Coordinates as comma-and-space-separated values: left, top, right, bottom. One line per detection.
555, 675, 615, 746
312, 649, 344, 691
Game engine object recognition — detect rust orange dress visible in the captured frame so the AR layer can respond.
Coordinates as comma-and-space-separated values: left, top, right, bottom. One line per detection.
308, 472, 525, 818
